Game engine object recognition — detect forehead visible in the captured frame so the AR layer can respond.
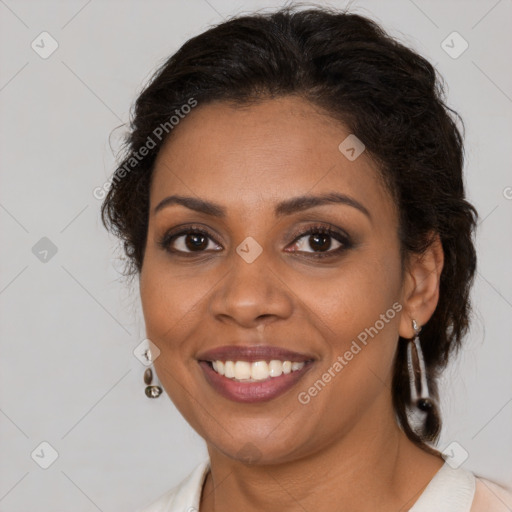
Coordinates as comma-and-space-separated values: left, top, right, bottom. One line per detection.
150, 96, 395, 223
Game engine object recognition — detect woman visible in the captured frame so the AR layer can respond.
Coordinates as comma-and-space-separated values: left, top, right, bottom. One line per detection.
101, 5, 512, 511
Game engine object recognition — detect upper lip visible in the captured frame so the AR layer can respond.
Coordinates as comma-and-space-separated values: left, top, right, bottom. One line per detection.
197, 345, 315, 363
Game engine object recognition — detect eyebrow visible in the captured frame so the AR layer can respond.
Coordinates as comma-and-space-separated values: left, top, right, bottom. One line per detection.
153, 192, 371, 220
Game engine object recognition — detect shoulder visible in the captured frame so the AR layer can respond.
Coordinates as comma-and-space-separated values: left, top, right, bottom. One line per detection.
136, 460, 210, 512
470, 476, 512, 512
410, 463, 511, 512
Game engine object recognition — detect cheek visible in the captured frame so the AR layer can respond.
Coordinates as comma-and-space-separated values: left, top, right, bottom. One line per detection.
295, 253, 403, 392
139, 261, 206, 415
139, 255, 208, 341
292, 252, 403, 337
140, 237, 404, 351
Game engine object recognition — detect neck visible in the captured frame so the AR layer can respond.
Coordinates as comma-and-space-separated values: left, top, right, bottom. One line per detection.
200, 400, 444, 512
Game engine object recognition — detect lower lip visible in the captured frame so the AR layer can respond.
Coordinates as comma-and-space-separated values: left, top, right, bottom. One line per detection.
198, 361, 314, 403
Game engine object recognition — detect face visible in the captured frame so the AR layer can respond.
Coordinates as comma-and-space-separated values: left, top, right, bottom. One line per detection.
140, 96, 408, 464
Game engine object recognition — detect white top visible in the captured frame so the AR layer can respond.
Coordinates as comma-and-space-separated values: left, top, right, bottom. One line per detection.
137, 459, 512, 512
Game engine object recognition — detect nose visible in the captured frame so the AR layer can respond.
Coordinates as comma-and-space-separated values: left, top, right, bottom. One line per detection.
208, 250, 294, 329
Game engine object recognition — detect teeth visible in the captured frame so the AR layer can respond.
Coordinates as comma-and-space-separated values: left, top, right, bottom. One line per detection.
210, 359, 305, 381
234, 361, 251, 380
268, 360, 283, 377
251, 361, 269, 380
224, 361, 235, 378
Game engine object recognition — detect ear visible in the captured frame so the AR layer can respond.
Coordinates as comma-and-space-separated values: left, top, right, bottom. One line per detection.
399, 232, 444, 339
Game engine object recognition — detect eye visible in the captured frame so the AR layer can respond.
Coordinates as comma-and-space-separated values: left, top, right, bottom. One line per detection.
158, 226, 222, 255
286, 224, 351, 258
158, 223, 352, 259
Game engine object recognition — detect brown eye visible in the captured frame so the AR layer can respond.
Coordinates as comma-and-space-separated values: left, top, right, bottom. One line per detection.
285, 224, 352, 259
160, 228, 222, 254
307, 233, 334, 252
291, 231, 343, 253
184, 233, 209, 251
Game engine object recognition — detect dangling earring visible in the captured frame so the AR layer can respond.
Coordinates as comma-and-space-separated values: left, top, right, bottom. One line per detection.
407, 319, 432, 412
144, 367, 163, 398
143, 346, 162, 399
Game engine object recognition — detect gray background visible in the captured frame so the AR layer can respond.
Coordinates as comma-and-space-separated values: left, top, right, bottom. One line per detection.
0, 0, 511, 510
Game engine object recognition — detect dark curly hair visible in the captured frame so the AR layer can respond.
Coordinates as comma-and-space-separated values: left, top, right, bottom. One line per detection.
101, 5, 477, 449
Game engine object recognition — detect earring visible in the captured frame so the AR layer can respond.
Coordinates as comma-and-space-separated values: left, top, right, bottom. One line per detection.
144, 367, 163, 398
407, 320, 432, 412
143, 347, 162, 398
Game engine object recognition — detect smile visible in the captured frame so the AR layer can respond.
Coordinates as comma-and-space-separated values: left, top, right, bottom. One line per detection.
209, 360, 306, 381
196, 345, 316, 403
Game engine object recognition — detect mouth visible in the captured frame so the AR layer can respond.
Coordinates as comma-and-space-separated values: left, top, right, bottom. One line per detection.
197, 345, 315, 403
206, 359, 309, 380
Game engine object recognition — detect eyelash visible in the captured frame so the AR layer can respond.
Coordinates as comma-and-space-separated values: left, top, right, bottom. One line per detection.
157, 223, 352, 260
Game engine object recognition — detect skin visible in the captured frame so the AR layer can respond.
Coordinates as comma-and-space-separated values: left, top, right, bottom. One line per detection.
139, 95, 445, 511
